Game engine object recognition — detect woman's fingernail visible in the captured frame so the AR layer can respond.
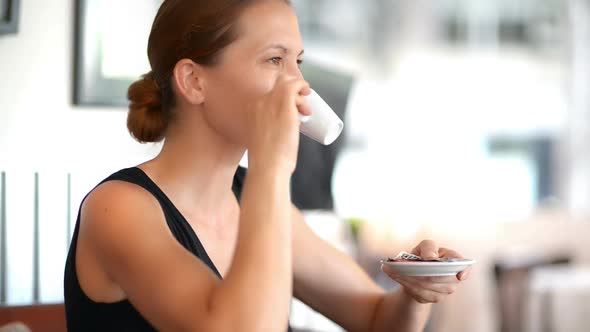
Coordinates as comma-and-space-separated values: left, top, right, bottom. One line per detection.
424, 252, 438, 260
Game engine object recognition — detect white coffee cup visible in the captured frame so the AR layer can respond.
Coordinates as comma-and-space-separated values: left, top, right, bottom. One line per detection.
299, 89, 344, 145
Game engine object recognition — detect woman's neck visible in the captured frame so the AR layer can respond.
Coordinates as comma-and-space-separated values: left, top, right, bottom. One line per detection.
140, 112, 245, 219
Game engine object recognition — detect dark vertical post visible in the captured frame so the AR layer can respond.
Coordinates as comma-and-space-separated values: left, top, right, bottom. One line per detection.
33, 172, 40, 303
0, 172, 6, 304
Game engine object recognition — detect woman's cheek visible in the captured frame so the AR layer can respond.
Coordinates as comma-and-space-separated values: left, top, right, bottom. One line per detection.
251, 68, 280, 95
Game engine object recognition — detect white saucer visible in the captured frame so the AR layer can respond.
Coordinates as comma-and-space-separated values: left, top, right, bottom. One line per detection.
381, 259, 476, 277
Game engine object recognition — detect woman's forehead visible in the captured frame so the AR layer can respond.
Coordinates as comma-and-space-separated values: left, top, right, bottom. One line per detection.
233, 1, 302, 52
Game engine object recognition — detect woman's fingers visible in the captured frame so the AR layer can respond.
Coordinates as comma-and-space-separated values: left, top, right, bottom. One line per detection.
246, 75, 311, 174
400, 278, 458, 295
275, 75, 310, 110
400, 275, 460, 284
439, 247, 463, 259
412, 240, 439, 260
438, 247, 470, 280
394, 277, 450, 304
457, 267, 472, 281
295, 94, 312, 117
381, 265, 459, 294
387, 241, 470, 303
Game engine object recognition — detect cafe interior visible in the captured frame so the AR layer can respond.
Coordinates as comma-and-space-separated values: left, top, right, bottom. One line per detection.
1, 0, 590, 331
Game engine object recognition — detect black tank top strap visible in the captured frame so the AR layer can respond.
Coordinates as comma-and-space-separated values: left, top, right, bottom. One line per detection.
105, 167, 222, 278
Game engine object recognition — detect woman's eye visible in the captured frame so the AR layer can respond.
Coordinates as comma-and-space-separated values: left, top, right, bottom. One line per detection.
269, 57, 282, 65
267, 57, 303, 66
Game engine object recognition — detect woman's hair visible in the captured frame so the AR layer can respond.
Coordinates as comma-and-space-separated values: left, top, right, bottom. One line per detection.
127, 0, 291, 143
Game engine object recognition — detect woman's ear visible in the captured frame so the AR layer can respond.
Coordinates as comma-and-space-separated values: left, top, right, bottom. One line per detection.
172, 59, 206, 105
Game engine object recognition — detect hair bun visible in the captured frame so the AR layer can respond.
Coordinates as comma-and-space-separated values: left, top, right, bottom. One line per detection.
127, 72, 167, 143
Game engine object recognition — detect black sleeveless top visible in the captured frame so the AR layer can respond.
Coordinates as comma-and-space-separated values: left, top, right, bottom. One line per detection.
64, 167, 293, 331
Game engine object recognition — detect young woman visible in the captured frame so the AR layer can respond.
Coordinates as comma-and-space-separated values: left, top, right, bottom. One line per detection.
64, 0, 470, 331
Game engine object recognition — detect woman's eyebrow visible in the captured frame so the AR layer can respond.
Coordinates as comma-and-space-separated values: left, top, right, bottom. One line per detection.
264, 44, 305, 56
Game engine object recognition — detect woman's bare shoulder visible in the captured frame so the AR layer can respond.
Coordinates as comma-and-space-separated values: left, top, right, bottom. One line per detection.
80, 179, 165, 240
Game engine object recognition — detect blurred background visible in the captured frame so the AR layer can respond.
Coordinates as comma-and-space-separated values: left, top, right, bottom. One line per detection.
1, 0, 590, 331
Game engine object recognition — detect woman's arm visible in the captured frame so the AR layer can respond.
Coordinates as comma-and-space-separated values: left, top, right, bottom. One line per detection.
213, 166, 294, 329
291, 205, 384, 331
82, 167, 292, 332
369, 291, 431, 332
292, 207, 466, 332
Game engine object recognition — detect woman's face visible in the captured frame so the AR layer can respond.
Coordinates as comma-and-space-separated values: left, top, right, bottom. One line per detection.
199, 0, 305, 147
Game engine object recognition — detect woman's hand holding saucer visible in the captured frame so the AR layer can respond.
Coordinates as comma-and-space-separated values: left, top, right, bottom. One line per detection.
381, 240, 471, 304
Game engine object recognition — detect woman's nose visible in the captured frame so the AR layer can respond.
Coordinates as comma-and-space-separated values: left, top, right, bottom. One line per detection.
286, 62, 304, 80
